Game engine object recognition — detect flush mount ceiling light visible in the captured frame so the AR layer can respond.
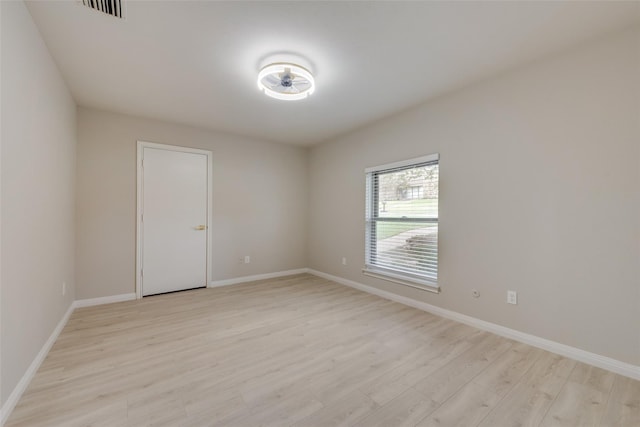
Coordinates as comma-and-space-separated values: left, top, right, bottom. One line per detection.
257, 63, 315, 101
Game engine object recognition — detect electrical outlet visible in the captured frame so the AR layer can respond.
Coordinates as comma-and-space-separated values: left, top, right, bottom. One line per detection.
342, 257, 347, 265
507, 290, 517, 305
62, 282, 66, 296
244, 255, 251, 264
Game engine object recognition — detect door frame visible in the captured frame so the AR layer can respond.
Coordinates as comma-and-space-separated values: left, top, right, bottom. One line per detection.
136, 141, 213, 299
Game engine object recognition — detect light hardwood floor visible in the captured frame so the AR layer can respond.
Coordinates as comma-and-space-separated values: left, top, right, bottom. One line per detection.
6, 274, 639, 426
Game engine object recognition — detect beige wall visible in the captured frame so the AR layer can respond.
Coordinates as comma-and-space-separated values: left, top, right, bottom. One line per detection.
1, 1, 77, 406
76, 108, 308, 299
308, 27, 640, 365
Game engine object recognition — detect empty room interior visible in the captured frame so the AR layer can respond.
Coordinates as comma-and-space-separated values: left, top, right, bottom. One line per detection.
1, 1, 639, 426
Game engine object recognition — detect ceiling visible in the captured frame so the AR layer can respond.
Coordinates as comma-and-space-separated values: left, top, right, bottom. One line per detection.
26, 1, 639, 146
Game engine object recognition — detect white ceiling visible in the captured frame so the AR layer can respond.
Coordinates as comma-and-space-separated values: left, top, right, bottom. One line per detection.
26, 1, 639, 146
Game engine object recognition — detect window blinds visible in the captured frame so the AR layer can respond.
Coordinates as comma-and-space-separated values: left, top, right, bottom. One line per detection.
365, 154, 439, 289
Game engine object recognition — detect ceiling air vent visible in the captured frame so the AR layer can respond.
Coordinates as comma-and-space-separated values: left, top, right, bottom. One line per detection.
80, 0, 124, 19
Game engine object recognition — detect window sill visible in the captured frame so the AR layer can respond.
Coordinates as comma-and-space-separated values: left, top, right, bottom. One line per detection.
362, 268, 440, 294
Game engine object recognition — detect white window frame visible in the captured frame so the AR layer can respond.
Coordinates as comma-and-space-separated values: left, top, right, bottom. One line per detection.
363, 153, 440, 293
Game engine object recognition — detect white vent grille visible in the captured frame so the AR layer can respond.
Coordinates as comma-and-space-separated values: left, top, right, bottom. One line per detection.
81, 0, 124, 19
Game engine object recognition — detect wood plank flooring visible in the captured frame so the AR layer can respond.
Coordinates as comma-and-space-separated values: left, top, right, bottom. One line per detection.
6, 274, 639, 426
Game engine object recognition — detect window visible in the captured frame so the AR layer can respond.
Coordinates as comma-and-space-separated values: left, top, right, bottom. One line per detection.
364, 154, 439, 292
407, 186, 423, 200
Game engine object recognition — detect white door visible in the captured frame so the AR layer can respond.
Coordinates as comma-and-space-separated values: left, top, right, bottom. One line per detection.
140, 146, 209, 296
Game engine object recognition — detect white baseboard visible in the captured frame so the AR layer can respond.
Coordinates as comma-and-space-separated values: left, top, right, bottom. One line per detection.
208, 268, 309, 288
73, 293, 136, 308
308, 269, 640, 381
0, 302, 74, 426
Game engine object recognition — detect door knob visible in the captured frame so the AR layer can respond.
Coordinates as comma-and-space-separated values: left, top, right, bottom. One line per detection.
195, 225, 207, 230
